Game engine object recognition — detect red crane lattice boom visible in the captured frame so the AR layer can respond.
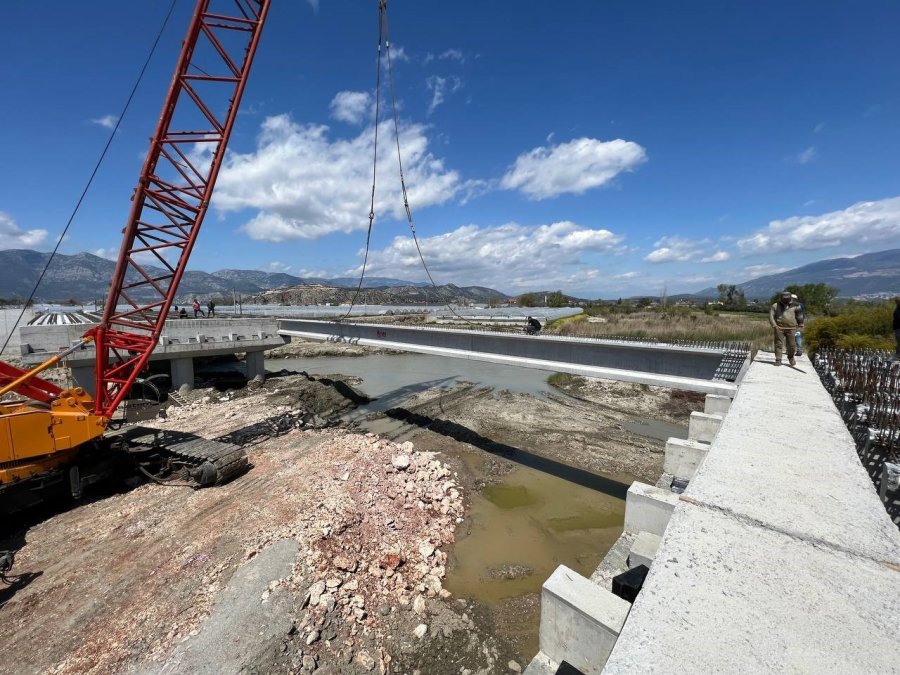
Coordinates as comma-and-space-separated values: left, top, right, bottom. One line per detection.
90, 0, 270, 418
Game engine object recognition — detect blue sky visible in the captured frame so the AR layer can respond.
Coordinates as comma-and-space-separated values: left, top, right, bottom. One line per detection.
1, 0, 898, 297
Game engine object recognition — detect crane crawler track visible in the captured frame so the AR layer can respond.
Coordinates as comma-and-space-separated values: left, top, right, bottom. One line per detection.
111, 427, 249, 487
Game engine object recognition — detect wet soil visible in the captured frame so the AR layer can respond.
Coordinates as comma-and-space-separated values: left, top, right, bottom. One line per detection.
0, 346, 704, 674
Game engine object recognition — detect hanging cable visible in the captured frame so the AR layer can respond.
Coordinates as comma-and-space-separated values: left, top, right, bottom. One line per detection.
336, 0, 387, 322
0, 0, 179, 356
380, 5, 478, 327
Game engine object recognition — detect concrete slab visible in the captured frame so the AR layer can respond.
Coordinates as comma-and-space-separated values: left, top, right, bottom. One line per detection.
623, 482, 679, 537
686, 352, 900, 564
522, 652, 558, 675
627, 532, 661, 569
540, 565, 631, 675
687, 411, 723, 443
604, 504, 900, 674
663, 437, 709, 480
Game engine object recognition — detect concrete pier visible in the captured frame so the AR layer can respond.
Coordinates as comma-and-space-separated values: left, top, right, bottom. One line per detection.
20, 318, 287, 393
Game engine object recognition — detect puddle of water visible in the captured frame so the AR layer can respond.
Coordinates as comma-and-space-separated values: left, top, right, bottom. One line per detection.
443, 460, 630, 658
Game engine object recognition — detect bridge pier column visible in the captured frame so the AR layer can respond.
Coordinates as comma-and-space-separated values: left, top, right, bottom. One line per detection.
171, 357, 194, 392
71, 365, 95, 396
245, 350, 265, 380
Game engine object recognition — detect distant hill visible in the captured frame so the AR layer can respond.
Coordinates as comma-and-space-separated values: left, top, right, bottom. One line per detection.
0, 249, 506, 304
696, 248, 900, 300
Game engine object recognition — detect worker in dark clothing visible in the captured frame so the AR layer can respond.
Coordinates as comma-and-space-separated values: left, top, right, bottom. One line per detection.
207, 299, 216, 317
769, 291, 804, 366
525, 316, 542, 335
893, 297, 900, 361
178, 307, 188, 319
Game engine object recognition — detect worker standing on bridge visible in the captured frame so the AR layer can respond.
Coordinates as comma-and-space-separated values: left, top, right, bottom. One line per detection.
769, 291, 804, 366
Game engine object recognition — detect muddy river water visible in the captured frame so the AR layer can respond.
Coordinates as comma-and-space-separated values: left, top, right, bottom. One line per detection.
265, 353, 679, 659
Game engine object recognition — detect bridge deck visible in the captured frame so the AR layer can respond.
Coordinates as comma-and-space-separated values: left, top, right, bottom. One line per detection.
604, 352, 900, 673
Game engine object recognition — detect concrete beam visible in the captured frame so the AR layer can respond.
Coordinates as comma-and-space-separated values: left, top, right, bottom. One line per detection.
279, 320, 743, 396
623, 482, 679, 537
245, 350, 265, 380
539, 565, 630, 674
688, 411, 723, 443
627, 532, 662, 569
663, 437, 710, 481
703, 393, 732, 415
170, 357, 194, 392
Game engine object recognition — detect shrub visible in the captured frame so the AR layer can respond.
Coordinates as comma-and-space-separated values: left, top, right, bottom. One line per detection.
804, 302, 893, 352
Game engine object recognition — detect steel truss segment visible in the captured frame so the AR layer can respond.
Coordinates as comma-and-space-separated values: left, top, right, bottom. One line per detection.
95, 0, 269, 418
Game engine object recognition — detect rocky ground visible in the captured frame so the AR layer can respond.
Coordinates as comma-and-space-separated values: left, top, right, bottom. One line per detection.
0, 345, 704, 674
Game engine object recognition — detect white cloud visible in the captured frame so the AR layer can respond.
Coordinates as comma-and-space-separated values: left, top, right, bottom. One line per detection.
92, 248, 116, 260
439, 49, 465, 62
426, 76, 462, 114
359, 220, 625, 291
215, 114, 464, 242
813, 122, 825, 134
500, 137, 646, 200
389, 45, 410, 63
264, 261, 292, 273
613, 271, 640, 280
329, 91, 371, 125
737, 196, 900, 254
701, 250, 731, 263
423, 52, 435, 65
305, 0, 319, 12
0, 211, 48, 249
796, 146, 817, 164
91, 114, 118, 129
739, 264, 789, 279
645, 236, 730, 264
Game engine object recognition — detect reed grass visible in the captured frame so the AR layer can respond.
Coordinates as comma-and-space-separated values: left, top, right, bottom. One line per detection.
556, 309, 774, 351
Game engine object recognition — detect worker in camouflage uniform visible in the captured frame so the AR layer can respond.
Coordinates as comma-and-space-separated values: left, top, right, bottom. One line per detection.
769, 290, 805, 366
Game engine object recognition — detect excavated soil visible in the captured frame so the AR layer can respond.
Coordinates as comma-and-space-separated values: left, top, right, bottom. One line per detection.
0, 361, 703, 674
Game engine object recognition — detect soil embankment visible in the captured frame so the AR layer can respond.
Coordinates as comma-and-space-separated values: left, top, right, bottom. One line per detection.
0, 341, 703, 674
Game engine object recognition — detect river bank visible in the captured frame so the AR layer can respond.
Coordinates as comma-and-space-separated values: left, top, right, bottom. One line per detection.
0, 341, 703, 673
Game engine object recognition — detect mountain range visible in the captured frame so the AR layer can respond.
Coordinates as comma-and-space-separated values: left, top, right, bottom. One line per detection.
0, 250, 496, 304
2, 247, 900, 304
696, 248, 900, 299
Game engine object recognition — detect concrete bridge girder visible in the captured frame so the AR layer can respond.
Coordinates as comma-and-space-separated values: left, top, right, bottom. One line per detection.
278, 319, 744, 396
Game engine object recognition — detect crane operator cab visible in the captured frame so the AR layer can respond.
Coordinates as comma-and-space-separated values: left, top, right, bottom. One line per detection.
525, 316, 542, 335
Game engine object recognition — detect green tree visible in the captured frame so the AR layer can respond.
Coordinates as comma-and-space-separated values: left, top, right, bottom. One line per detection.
769, 283, 839, 314
546, 290, 567, 307
518, 292, 536, 307
717, 284, 746, 309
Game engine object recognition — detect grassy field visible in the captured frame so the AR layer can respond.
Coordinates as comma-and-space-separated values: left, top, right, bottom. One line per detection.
553, 308, 774, 351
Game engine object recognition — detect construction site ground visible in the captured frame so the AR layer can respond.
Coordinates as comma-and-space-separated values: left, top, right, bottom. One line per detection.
0, 341, 703, 675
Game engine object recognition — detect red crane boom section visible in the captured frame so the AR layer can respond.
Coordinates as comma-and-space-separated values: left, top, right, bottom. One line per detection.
90, 0, 270, 418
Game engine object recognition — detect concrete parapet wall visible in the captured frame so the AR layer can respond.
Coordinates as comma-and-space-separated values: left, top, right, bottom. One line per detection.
623, 482, 679, 538
540, 565, 630, 674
